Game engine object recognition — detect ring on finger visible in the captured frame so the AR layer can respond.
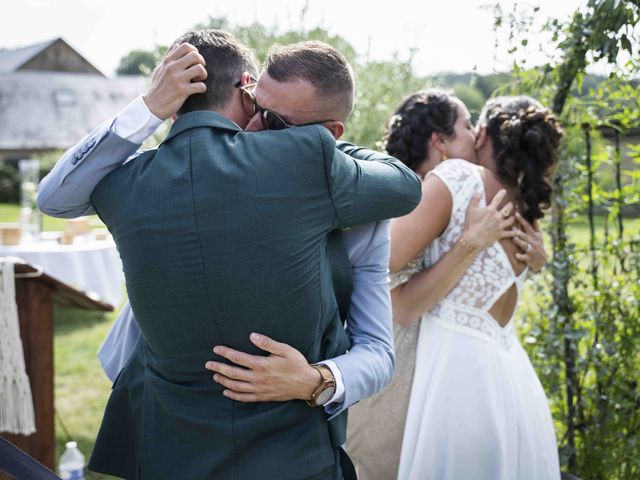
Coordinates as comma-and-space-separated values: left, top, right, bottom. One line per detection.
526, 243, 532, 252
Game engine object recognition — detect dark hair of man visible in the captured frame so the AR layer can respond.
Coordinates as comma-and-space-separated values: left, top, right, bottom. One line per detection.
478, 96, 564, 222
264, 41, 354, 121
383, 89, 459, 172
170, 30, 258, 115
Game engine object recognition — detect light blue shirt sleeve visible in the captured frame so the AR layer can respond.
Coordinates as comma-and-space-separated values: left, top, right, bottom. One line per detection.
324, 221, 395, 419
98, 303, 141, 382
36, 96, 161, 218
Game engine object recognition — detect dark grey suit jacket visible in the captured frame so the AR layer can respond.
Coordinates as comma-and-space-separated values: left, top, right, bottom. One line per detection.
88, 111, 421, 480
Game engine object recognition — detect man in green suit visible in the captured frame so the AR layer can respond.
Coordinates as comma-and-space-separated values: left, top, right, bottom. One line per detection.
87, 30, 420, 480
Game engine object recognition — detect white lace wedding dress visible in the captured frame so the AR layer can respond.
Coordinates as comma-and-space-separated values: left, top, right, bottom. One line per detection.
396, 159, 560, 480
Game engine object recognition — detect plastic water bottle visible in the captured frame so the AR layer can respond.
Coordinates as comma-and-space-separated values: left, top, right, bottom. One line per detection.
59, 441, 85, 480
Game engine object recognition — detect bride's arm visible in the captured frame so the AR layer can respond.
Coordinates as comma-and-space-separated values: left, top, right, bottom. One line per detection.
391, 183, 516, 326
389, 175, 452, 273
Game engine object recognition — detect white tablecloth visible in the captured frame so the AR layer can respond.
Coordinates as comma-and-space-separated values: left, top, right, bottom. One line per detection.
0, 239, 125, 307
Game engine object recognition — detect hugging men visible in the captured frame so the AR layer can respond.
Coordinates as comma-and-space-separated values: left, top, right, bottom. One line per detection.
38, 30, 420, 479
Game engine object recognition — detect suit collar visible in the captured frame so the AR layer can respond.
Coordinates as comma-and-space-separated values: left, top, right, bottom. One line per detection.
163, 111, 242, 143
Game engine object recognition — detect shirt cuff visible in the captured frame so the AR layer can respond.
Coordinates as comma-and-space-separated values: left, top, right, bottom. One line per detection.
318, 359, 345, 406
112, 95, 163, 144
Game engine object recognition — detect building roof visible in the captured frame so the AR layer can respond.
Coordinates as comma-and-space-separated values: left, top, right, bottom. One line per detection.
0, 71, 147, 150
0, 39, 55, 73
0, 38, 103, 76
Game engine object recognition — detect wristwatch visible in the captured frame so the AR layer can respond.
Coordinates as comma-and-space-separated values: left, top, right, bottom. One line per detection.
306, 364, 336, 407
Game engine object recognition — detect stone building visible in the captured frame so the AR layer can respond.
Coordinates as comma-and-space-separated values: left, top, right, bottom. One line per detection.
0, 38, 147, 164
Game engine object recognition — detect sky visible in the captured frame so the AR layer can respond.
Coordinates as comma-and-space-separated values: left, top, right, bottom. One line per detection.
2, 0, 586, 77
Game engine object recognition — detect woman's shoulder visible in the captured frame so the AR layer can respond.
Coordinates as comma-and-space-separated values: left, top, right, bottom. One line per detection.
429, 158, 482, 190
432, 158, 480, 175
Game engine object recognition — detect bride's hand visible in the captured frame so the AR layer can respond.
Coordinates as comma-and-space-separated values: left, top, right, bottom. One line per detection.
461, 189, 517, 251
512, 213, 547, 272
205, 333, 321, 402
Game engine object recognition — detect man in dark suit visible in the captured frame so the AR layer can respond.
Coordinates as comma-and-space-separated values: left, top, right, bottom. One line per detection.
78, 30, 420, 480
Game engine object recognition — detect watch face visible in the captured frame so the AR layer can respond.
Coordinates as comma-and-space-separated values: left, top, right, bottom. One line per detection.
316, 386, 336, 406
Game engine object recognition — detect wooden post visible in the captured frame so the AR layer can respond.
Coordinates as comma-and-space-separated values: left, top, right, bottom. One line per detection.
2, 280, 55, 472
0, 262, 112, 479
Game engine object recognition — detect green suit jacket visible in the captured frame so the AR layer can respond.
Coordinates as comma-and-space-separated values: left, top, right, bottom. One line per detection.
88, 111, 421, 480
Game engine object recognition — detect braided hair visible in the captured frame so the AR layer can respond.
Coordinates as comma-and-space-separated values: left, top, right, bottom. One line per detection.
383, 89, 459, 172
478, 96, 564, 222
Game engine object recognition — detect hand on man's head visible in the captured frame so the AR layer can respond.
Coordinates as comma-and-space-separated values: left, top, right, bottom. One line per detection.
142, 43, 208, 120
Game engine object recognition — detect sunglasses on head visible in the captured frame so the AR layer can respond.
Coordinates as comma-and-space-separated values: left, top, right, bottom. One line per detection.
234, 78, 333, 131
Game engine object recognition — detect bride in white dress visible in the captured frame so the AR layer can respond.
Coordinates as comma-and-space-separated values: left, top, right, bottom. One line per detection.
393, 96, 564, 479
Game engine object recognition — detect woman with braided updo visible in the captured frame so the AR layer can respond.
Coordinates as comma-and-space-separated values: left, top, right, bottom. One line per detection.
347, 93, 561, 480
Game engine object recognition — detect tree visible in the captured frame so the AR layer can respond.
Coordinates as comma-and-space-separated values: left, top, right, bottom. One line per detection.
114, 16, 425, 149
116, 47, 166, 76
493, 1, 640, 478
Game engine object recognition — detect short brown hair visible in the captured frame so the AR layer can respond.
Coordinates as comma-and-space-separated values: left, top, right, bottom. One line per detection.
170, 30, 258, 115
264, 41, 354, 121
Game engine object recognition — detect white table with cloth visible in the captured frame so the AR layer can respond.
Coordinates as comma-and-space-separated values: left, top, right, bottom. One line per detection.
0, 238, 125, 308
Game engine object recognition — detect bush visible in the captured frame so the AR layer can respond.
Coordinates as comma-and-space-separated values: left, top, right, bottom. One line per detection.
0, 164, 19, 203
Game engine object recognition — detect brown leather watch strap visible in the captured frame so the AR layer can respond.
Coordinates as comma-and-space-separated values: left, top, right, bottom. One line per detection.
306, 364, 336, 407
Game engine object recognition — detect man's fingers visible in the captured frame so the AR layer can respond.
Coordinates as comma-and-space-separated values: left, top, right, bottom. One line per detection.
188, 82, 207, 95
515, 252, 529, 262
205, 361, 255, 382
250, 333, 290, 357
184, 64, 208, 82
167, 42, 199, 61
213, 374, 254, 393
161, 43, 179, 62
212, 345, 263, 370
150, 64, 162, 81
176, 50, 206, 70
223, 390, 260, 403
488, 189, 507, 209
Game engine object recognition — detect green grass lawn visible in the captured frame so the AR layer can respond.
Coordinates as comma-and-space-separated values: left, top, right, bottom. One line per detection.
0, 204, 103, 232
53, 308, 118, 479
565, 214, 640, 245
2, 202, 637, 476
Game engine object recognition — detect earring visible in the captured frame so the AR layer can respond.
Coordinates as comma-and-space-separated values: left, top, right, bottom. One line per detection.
442, 152, 448, 161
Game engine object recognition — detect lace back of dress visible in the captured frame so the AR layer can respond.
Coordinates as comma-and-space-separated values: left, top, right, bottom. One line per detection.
428, 160, 521, 315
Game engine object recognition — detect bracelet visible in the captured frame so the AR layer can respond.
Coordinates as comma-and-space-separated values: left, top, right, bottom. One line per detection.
458, 236, 476, 253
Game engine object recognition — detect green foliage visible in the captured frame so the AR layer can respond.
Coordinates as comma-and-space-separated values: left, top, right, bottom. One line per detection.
347, 58, 425, 148
494, 1, 640, 478
194, 16, 358, 68
0, 163, 19, 203
193, 16, 417, 148
114, 18, 550, 149
116, 47, 167, 76
0, 150, 65, 204
450, 82, 486, 121
518, 238, 640, 478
